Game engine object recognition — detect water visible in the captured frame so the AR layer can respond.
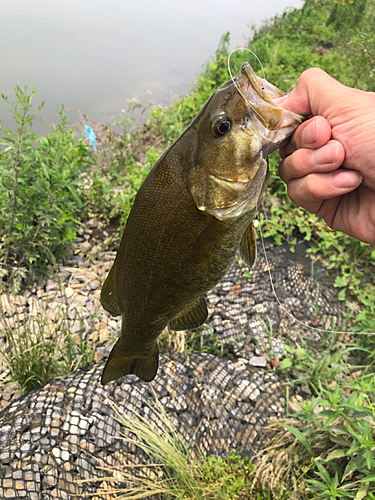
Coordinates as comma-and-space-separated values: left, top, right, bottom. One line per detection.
0, 0, 303, 132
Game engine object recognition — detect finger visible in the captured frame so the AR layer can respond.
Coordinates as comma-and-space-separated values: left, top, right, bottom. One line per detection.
279, 140, 345, 184
278, 67, 347, 117
286, 169, 363, 214
280, 115, 332, 159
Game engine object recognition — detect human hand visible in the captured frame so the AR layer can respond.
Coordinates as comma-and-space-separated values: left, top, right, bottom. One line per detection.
278, 68, 375, 246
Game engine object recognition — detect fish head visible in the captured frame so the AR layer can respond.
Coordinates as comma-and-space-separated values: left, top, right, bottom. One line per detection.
188, 62, 304, 221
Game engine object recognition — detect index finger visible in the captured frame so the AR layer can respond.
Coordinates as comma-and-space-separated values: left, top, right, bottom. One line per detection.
278, 67, 347, 117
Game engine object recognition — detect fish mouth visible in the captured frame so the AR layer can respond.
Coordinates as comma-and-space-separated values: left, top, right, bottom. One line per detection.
237, 62, 303, 133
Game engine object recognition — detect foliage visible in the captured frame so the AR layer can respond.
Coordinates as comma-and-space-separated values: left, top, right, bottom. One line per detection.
0, 86, 92, 290
251, 391, 375, 499
256, 332, 375, 499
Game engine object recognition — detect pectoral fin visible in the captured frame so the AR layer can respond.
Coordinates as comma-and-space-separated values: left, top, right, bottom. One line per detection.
168, 295, 208, 331
101, 339, 159, 384
100, 264, 122, 316
238, 222, 257, 269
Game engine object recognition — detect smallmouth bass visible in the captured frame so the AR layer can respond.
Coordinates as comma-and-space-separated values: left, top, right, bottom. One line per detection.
100, 63, 303, 384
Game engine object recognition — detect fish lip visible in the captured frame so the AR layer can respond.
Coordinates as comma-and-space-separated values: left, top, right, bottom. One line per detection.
239, 62, 285, 105
236, 62, 304, 133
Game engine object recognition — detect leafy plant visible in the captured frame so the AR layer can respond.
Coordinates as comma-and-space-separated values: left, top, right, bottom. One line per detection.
280, 340, 352, 396
0, 86, 93, 289
251, 391, 375, 499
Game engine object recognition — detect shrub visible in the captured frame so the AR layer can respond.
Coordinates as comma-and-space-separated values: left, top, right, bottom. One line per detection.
0, 86, 93, 290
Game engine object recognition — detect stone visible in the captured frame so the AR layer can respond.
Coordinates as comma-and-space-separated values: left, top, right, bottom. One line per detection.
249, 356, 267, 367
89, 279, 101, 290
0, 294, 16, 316
99, 328, 109, 340
65, 287, 74, 299
80, 241, 92, 254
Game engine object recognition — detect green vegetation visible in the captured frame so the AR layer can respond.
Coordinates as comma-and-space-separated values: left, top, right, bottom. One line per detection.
1, 0, 375, 497
98, 377, 375, 499
250, 394, 375, 499
250, 337, 375, 499
0, 86, 93, 290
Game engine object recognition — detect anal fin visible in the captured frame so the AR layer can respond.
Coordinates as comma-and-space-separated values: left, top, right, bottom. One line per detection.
101, 339, 159, 384
238, 221, 257, 269
168, 295, 208, 331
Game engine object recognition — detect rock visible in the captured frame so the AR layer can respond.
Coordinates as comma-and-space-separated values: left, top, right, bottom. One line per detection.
99, 328, 109, 340
89, 245, 101, 258
65, 287, 74, 299
80, 241, 92, 254
0, 294, 15, 316
249, 356, 267, 367
88, 280, 101, 290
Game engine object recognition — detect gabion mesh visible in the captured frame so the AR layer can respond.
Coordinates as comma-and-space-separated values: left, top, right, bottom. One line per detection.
0, 238, 350, 499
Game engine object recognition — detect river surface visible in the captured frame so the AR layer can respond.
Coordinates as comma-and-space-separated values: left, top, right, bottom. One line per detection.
0, 0, 303, 132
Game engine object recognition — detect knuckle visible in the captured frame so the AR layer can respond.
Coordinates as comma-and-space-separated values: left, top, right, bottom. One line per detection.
299, 67, 326, 85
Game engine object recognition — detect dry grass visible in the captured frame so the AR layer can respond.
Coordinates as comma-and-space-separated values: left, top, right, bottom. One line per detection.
249, 419, 313, 499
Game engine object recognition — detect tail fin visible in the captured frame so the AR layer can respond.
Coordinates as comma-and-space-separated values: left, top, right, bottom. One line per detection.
101, 340, 159, 385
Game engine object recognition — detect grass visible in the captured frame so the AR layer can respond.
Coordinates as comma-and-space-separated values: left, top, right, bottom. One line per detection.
87, 394, 256, 500
0, 288, 100, 393
0, 254, 113, 394
250, 390, 375, 499
87, 374, 375, 500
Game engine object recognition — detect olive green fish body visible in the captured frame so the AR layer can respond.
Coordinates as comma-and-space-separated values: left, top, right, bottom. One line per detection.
100, 63, 304, 384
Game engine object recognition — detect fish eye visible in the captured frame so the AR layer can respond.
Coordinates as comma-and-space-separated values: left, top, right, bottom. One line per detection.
212, 117, 231, 137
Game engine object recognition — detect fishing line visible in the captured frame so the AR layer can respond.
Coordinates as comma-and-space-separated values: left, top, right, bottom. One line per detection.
226, 49, 373, 337
255, 212, 375, 337
227, 47, 266, 101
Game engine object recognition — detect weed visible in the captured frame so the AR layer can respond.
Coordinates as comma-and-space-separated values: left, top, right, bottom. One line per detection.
0, 252, 110, 393
251, 390, 375, 499
89, 395, 257, 499
0, 285, 104, 394
0, 86, 93, 290
186, 324, 226, 357
278, 334, 370, 398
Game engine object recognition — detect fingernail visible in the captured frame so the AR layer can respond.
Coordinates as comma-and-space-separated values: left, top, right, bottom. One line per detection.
312, 142, 339, 164
332, 170, 362, 189
302, 121, 316, 144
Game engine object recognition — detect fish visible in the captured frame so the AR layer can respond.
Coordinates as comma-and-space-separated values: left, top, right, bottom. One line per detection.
100, 63, 304, 384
